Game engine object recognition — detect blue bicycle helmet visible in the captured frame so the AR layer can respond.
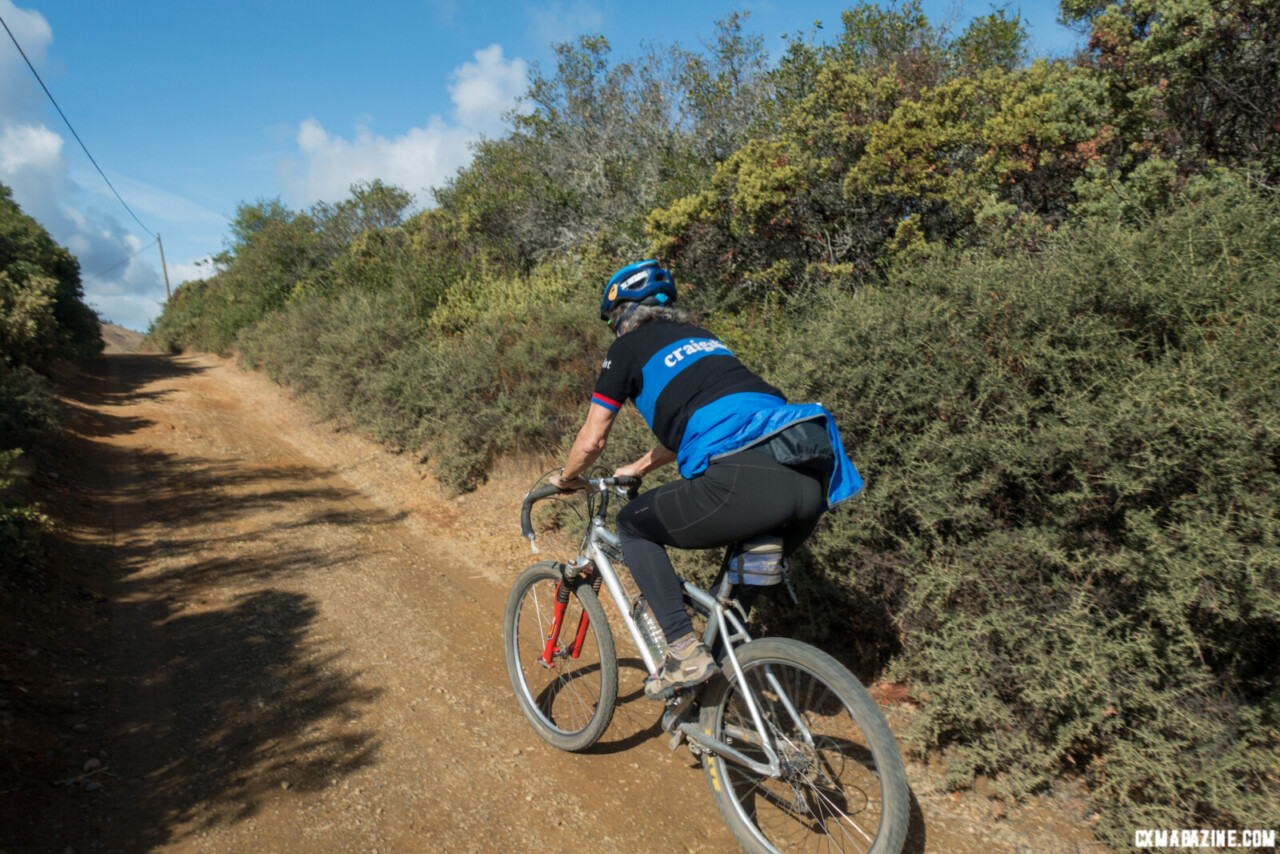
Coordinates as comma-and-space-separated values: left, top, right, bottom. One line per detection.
600, 260, 677, 322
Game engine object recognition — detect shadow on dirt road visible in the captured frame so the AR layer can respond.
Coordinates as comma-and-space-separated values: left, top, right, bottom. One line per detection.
1, 355, 387, 851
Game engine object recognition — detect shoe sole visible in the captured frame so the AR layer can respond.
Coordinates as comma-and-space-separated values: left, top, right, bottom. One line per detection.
644, 665, 718, 701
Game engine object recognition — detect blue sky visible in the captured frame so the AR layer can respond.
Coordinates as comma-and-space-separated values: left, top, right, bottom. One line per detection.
0, 0, 1083, 331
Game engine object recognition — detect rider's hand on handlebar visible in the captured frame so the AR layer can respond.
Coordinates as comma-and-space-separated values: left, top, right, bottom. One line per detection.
549, 473, 590, 491
611, 463, 644, 481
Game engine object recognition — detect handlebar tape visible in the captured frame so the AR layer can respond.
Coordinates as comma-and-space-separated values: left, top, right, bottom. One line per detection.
519, 477, 643, 551
520, 484, 564, 542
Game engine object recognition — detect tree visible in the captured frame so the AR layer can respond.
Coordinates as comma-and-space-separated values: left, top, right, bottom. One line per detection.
0, 183, 99, 367
674, 12, 774, 169
647, 4, 1078, 303
1062, 0, 1280, 181
310, 179, 413, 260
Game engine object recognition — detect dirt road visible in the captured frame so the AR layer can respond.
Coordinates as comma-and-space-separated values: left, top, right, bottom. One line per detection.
0, 352, 1105, 853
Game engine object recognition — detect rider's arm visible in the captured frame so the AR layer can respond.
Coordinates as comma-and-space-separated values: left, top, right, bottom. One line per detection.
552, 403, 618, 488
614, 443, 676, 479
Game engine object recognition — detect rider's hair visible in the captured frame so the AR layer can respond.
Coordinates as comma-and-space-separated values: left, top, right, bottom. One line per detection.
607, 303, 694, 335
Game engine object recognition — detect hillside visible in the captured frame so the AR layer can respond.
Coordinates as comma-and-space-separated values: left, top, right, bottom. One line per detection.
99, 322, 144, 355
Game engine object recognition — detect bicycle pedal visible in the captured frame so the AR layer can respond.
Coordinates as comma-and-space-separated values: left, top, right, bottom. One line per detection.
667, 729, 686, 751
663, 689, 694, 707
661, 692, 696, 731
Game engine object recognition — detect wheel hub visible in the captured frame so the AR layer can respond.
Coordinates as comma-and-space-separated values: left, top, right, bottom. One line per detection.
780, 751, 813, 779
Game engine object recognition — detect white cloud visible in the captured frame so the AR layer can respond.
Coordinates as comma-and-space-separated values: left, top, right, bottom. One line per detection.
0, 113, 165, 318
528, 1, 605, 50
0, 116, 166, 328
278, 118, 470, 207
0, 1, 180, 331
167, 255, 222, 288
449, 44, 528, 132
277, 45, 528, 207
0, 0, 49, 55
0, 0, 51, 119
0, 123, 62, 173
83, 290, 163, 334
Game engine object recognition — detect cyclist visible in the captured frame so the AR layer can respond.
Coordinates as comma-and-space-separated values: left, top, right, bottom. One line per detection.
550, 261, 863, 700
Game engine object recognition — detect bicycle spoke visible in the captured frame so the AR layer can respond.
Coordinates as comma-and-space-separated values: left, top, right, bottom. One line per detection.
506, 565, 615, 748
532, 611, 596, 726
708, 645, 905, 854
811, 780, 874, 847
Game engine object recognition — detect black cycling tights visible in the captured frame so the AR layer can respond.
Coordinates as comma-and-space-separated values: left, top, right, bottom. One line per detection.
615, 449, 826, 643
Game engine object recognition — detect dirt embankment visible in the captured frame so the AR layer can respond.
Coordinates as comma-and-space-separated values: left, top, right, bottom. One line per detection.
98, 323, 146, 356
0, 350, 1106, 853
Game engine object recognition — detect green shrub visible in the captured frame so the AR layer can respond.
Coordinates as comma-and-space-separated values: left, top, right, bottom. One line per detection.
0, 182, 95, 574
766, 184, 1279, 843
0, 448, 49, 574
145, 277, 235, 354
1, 185, 101, 367
0, 367, 57, 571
0, 364, 60, 451
237, 261, 610, 493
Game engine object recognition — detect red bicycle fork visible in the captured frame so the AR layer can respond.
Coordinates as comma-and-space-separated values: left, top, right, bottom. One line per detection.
540, 579, 590, 667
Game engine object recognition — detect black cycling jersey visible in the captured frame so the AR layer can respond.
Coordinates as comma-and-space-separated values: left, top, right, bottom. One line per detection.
591, 321, 784, 454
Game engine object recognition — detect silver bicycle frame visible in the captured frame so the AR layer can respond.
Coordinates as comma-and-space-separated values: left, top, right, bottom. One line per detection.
579, 488, 784, 778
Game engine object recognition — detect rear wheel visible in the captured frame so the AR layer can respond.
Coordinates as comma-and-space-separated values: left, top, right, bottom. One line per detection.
503, 561, 617, 752
699, 637, 910, 854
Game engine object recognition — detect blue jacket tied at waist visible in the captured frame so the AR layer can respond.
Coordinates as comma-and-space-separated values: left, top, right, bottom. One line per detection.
676, 392, 863, 508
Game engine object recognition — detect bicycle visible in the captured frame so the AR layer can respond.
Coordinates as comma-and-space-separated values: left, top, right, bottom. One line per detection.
503, 473, 911, 854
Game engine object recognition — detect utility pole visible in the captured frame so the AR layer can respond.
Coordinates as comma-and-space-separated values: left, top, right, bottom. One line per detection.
155, 233, 171, 300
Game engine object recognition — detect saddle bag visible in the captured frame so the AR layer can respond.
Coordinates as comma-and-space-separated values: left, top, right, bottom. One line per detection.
727, 534, 785, 586
761, 419, 835, 473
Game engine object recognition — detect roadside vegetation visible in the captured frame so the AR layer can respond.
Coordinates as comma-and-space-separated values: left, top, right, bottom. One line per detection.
146, 1, 1279, 842
0, 184, 102, 574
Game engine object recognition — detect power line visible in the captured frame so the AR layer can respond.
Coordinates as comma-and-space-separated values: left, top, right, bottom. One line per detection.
82, 239, 157, 285
0, 12, 153, 236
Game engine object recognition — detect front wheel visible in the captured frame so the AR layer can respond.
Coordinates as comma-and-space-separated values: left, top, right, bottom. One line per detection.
503, 561, 617, 752
699, 637, 910, 854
